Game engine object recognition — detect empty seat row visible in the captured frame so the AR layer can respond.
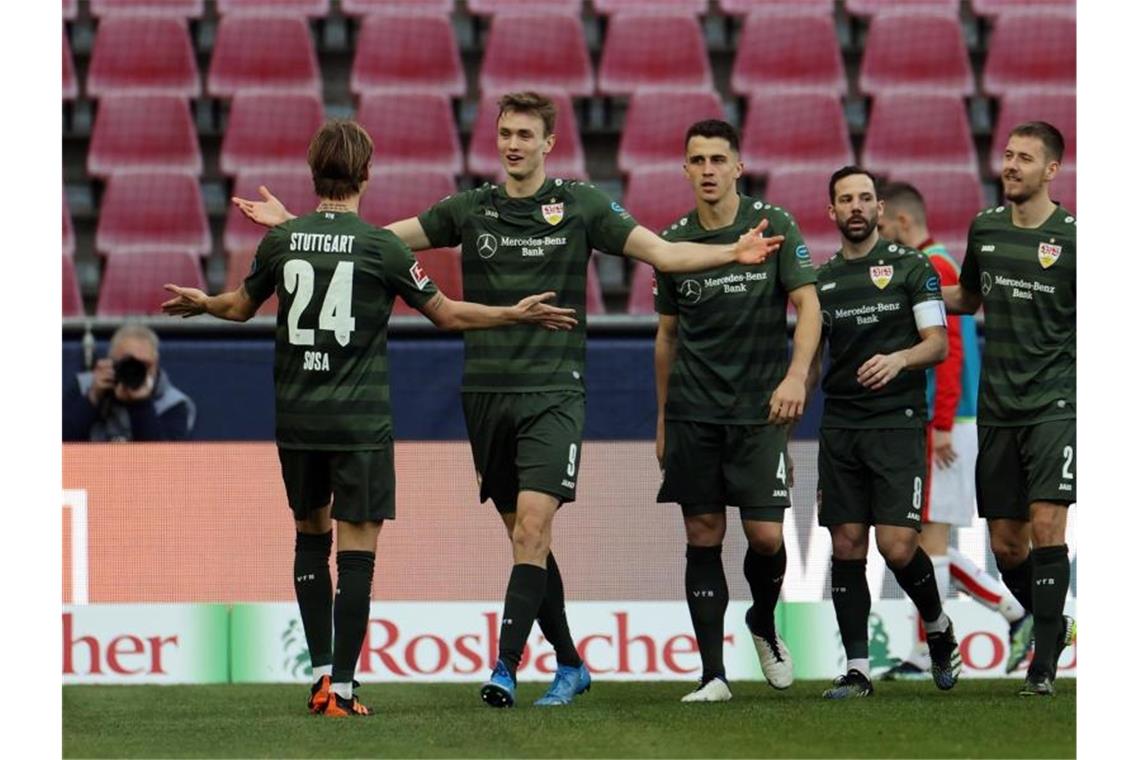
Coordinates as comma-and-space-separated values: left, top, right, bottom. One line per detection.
66, 9, 1076, 102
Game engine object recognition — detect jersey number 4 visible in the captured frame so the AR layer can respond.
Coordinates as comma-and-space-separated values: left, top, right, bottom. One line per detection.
283, 259, 356, 347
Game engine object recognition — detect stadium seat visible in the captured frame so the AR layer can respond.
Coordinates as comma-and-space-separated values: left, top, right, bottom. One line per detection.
983, 10, 1075, 96
224, 168, 319, 256
90, 0, 204, 17
593, 0, 708, 14
861, 94, 976, 174
96, 173, 211, 257
598, 14, 712, 96
63, 254, 84, 317
621, 168, 695, 235
845, 0, 958, 16
971, 0, 1074, 17
341, 0, 454, 14
731, 10, 846, 96
626, 261, 656, 315
888, 167, 984, 258
216, 0, 329, 16
989, 92, 1075, 174
586, 255, 605, 315
357, 93, 463, 175
467, 91, 587, 180
741, 92, 852, 176
350, 14, 464, 97
719, 0, 832, 15
859, 9, 973, 96
763, 167, 840, 265
63, 28, 78, 100
87, 95, 202, 178
479, 14, 593, 97
359, 169, 457, 228
468, 0, 582, 14
617, 90, 725, 174
63, 0, 77, 20
86, 17, 199, 98
63, 190, 75, 258
1051, 170, 1076, 216
96, 251, 205, 316
219, 92, 324, 177
391, 248, 462, 315
208, 15, 321, 98
224, 248, 278, 317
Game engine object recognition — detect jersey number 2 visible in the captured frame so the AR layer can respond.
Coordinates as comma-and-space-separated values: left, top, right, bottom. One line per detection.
283, 260, 356, 347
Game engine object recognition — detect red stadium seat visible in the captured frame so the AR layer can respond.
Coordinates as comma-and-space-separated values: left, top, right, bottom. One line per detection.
622, 168, 694, 235
357, 93, 463, 175
845, 0, 958, 16
392, 248, 462, 315
63, 29, 78, 100
598, 14, 711, 96
586, 256, 605, 315
224, 168, 320, 256
859, 10, 973, 96
63, 255, 84, 317
350, 14, 464, 97
732, 10, 846, 96
617, 90, 725, 174
889, 167, 985, 257
989, 92, 1075, 174
63, 0, 77, 20
983, 10, 1075, 96
341, 0, 454, 14
1050, 170, 1076, 216
741, 92, 852, 176
96, 173, 211, 257
63, 190, 75, 258
90, 0, 204, 17
861, 94, 976, 174
224, 249, 278, 317
359, 169, 457, 228
971, 0, 1074, 17
763, 167, 839, 265
96, 251, 206, 316
720, 0, 832, 15
208, 15, 321, 98
626, 262, 656, 315
593, 0, 707, 14
467, 91, 587, 180
219, 92, 324, 177
216, 0, 329, 16
88, 95, 202, 178
479, 14, 593, 97
468, 0, 582, 14
86, 17, 199, 98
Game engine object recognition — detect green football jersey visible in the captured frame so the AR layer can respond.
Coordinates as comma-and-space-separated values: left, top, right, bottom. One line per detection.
960, 204, 1076, 426
418, 178, 638, 392
244, 211, 438, 449
817, 237, 945, 429
655, 196, 817, 423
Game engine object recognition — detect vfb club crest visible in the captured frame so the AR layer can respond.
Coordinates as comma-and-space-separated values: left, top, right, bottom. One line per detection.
870, 265, 894, 289
1038, 241, 1062, 269
542, 202, 564, 225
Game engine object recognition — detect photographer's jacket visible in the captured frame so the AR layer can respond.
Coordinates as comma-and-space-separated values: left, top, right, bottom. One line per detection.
62, 369, 196, 442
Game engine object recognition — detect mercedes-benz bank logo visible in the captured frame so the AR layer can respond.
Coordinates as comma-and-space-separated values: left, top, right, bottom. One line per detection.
981, 271, 993, 295
821, 310, 832, 329
476, 233, 498, 259
679, 279, 702, 304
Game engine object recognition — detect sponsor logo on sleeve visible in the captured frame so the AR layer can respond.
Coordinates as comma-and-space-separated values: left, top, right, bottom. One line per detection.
870, 265, 894, 289
795, 244, 810, 261
409, 261, 431, 290
925, 276, 940, 292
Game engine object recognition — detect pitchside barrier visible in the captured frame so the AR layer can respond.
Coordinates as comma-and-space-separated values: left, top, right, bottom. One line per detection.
62, 443, 1076, 685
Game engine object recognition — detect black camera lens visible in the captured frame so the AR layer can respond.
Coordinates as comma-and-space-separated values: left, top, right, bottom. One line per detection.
113, 356, 149, 391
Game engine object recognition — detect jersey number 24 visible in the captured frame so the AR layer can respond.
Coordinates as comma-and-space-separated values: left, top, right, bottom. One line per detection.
283, 259, 356, 347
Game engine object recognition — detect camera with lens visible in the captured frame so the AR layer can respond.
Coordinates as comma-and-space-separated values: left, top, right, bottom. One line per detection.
113, 356, 149, 391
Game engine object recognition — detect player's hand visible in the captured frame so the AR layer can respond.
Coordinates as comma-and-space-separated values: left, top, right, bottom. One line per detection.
732, 218, 784, 266
114, 372, 155, 403
932, 428, 957, 470
512, 292, 578, 331
856, 352, 907, 390
786, 450, 795, 488
232, 185, 292, 228
87, 358, 116, 406
768, 375, 807, 424
161, 283, 210, 318
655, 414, 666, 469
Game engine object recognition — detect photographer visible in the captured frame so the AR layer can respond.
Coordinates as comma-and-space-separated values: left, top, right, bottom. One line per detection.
63, 323, 196, 442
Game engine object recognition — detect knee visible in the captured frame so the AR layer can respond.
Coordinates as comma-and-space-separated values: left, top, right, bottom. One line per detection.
1030, 508, 1068, 548
511, 516, 550, 558
990, 536, 1029, 568
830, 532, 867, 560
746, 528, 783, 556
877, 539, 917, 569
684, 513, 726, 547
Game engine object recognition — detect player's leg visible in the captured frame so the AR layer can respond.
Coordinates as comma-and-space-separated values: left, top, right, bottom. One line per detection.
886, 522, 950, 679
277, 448, 335, 713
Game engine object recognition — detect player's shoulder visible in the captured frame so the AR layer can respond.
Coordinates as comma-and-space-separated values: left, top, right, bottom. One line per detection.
660, 209, 697, 239
815, 254, 842, 278
970, 204, 1011, 232
1050, 205, 1077, 234
744, 196, 797, 231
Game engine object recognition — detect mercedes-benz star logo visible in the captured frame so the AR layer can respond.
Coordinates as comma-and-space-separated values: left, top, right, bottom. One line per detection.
981, 271, 993, 295
679, 279, 702, 304
476, 233, 498, 259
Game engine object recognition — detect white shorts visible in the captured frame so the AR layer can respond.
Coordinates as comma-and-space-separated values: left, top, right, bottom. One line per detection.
925, 421, 978, 527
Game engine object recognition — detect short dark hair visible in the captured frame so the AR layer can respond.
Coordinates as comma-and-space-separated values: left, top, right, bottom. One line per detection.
308, 119, 373, 200
498, 91, 557, 138
684, 119, 740, 155
828, 165, 878, 203
878, 180, 927, 224
1009, 120, 1065, 163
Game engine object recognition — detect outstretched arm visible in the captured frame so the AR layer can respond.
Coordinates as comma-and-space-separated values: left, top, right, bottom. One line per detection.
417, 291, 577, 332
232, 185, 295, 227
622, 219, 784, 273
161, 284, 260, 323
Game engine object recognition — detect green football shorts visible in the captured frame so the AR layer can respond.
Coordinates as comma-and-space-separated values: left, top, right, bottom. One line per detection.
817, 427, 926, 529
277, 445, 395, 523
976, 419, 1076, 518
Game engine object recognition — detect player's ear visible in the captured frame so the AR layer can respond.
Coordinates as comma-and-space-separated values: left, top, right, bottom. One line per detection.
543, 132, 556, 155
1044, 160, 1059, 182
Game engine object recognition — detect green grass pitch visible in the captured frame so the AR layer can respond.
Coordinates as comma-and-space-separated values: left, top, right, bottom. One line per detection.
63, 679, 1075, 758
